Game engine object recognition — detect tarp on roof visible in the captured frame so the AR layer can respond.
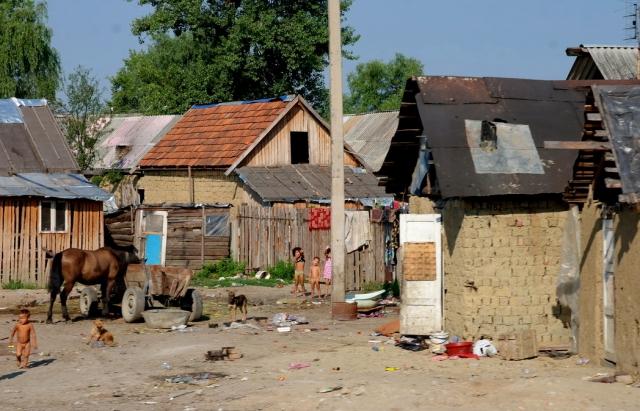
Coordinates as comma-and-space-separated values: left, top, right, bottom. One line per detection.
93, 115, 181, 170
0, 173, 111, 201
593, 85, 640, 196
343, 111, 398, 172
0, 98, 77, 175
235, 165, 391, 204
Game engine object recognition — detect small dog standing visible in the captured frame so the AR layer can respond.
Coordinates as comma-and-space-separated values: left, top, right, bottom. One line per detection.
88, 319, 115, 346
227, 291, 248, 322
10, 308, 37, 369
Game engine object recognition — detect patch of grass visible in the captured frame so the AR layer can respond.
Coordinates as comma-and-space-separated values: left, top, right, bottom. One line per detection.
195, 258, 246, 281
362, 281, 385, 293
2, 280, 39, 290
193, 277, 288, 288
267, 260, 294, 281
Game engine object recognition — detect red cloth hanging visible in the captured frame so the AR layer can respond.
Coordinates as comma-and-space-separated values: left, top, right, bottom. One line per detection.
309, 207, 331, 230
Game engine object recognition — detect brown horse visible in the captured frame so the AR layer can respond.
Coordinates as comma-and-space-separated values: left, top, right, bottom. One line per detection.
46, 246, 139, 323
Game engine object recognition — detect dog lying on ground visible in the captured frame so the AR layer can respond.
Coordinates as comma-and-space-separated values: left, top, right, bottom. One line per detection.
228, 291, 248, 322
88, 319, 115, 346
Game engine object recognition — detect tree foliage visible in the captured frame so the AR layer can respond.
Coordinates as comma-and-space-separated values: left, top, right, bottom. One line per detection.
0, 0, 60, 101
344, 53, 424, 114
112, 0, 358, 114
64, 66, 106, 171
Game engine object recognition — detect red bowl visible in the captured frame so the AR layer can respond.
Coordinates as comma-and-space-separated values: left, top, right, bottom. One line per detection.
445, 342, 473, 356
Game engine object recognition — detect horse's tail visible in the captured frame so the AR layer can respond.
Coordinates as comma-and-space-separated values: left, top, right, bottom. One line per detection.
48, 252, 63, 294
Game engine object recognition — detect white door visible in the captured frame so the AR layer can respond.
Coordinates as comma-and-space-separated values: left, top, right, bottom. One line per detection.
603, 218, 615, 362
399, 214, 443, 335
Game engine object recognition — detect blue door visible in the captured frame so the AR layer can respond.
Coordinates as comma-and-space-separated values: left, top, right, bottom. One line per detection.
145, 234, 163, 265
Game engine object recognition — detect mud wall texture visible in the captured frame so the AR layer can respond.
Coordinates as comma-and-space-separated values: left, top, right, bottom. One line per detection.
441, 197, 572, 346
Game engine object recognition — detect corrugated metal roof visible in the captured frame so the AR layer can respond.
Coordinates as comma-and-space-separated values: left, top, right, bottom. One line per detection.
235, 165, 391, 203
140, 98, 289, 168
93, 115, 181, 170
0, 173, 111, 201
592, 85, 640, 197
0, 99, 78, 175
567, 45, 638, 80
343, 111, 398, 172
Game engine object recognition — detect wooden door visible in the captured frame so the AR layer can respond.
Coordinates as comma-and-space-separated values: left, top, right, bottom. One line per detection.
399, 214, 443, 335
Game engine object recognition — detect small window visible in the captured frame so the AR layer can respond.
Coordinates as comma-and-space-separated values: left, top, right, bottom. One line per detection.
205, 214, 229, 237
40, 200, 67, 232
290, 131, 309, 164
137, 189, 145, 204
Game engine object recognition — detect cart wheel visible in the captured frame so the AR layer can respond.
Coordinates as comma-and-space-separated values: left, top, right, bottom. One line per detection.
184, 289, 203, 322
121, 286, 145, 323
79, 287, 98, 317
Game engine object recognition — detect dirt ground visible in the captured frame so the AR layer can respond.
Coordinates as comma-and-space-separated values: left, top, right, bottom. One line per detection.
0, 286, 639, 411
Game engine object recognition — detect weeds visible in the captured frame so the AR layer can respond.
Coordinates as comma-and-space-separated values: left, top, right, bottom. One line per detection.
2, 280, 39, 290
267, 260, 294, 280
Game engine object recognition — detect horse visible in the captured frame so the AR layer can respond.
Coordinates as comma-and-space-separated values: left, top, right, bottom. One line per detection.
46, 246, 140, 323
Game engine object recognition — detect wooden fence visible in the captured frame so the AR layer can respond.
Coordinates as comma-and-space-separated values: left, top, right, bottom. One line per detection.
233, 205, 387, 291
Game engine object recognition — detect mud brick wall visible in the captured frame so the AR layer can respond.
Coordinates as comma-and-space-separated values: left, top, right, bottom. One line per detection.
441, 197, 572, 347
138, 170, 250, 206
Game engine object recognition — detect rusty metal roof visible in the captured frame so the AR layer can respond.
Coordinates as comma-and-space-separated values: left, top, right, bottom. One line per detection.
0, 99, 78, 175
592, 85, 640, 199
139, 98, 290, 168
380, 76, 590, 198
343, 111, 398, 172
235, 165, 391, 204
567, 45, 638, 80
93, 114, 181, 171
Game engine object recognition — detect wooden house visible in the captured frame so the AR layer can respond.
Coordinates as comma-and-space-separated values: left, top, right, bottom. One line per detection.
561, 84, 640, 374
0, 98, 110, 287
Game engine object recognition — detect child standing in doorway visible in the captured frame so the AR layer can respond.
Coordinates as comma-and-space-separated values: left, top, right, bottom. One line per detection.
322, 247, 332, 300
292, 247, 306, 297
9, 308, 38, 369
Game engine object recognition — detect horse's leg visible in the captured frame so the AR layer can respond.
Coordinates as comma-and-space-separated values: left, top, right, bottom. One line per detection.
102, 279, 116, 317
46, 288, 59, 324
59, 282, 74, 321
100, 281, 108, 317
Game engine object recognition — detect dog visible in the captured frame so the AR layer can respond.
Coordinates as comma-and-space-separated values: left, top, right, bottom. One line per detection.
227, 291, 248, 322
88, 319, 115, 346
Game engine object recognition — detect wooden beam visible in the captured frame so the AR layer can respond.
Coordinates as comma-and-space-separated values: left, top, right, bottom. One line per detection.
544, 141, 611, 150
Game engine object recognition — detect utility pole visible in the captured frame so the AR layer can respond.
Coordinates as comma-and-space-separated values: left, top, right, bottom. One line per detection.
329, 0, 345, 302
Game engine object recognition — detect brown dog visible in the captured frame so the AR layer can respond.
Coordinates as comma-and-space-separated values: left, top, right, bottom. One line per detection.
228, 291, 248, 322
88, 320, 115, 346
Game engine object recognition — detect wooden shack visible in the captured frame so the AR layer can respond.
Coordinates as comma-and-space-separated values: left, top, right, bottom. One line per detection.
0, 99, 110, 286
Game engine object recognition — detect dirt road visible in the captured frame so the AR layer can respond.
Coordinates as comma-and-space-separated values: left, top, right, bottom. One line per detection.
0, 287, 637, 411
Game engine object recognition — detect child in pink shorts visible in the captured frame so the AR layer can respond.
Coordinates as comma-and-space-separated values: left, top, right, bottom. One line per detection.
322, 247, 332, 299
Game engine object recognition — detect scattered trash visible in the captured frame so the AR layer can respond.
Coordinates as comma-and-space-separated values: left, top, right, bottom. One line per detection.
277, 375, 287, 381
332, 367, 340, 371
576, 357, 590, 365
318, 386, 342, 393
205, 347, 242, 361
372, 345, 381, 352
272, 313, 308, 327
288, 362, 311, 370
255, 270, 270, 280
165, 372, 221, 384
171, 324, 189, 332
396, 336, 426, 352
161, 362, 172, 370
473, 339, 498, 357
583, 373, 616, 383
240, 377, 249, 381
384, 367, 400, 372
169, 390, 195, 401
368, 340, 382, 344
277, 327, 291, 333
223, 322, 262, 331
429, 331, 449, 345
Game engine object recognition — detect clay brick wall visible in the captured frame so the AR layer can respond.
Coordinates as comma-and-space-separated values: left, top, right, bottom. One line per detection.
137, 170, 251, 206
441, 197, 572, 346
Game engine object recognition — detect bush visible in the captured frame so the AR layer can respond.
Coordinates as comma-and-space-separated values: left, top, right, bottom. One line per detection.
2, 280, 38, 290
195, 258, 246, 280
267, 260, 294, 280
362, 281, 385, 293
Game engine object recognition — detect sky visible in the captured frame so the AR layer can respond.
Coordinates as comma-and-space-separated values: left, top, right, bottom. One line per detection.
48, 0, 635, 101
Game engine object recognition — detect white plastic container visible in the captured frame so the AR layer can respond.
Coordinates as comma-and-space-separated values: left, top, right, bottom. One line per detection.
429, 331, 449, 345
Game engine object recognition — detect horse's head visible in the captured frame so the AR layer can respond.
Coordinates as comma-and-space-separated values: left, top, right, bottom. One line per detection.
122, 245, 142, 264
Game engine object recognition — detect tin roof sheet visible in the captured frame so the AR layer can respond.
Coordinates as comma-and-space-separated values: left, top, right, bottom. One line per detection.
343, 111, 398, 172
0, 173, 111, 201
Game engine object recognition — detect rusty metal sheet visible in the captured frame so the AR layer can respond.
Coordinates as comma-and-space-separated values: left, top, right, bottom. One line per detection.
418, 76, 497, 105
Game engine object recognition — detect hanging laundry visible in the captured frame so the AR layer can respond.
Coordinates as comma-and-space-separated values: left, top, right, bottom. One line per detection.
309, 207, 331, 230
370, 208, 383, 223
345, 211, 371, 253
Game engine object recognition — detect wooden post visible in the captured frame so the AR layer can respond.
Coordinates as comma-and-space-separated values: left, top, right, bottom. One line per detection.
329, 0, 345, 302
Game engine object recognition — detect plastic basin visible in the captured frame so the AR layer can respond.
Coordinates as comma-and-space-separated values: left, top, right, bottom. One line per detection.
142, 309, 190, 329
445, 342, 473, 356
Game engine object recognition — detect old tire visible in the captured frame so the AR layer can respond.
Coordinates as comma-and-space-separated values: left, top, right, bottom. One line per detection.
121, 287, 145, 323
184, 289, 203, 322
79, 287, 98, 317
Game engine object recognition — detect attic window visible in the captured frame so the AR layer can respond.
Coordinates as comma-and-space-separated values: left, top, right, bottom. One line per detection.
290, 132, 309, 164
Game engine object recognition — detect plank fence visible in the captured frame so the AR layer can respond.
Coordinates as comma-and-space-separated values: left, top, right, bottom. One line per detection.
233, 205, 387, 291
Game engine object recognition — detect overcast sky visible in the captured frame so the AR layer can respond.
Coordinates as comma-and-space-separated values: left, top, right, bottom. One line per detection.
48, 0, 635, 100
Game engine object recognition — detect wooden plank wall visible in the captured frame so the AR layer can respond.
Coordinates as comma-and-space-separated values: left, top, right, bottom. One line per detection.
164, 208, 230, 269
105, 208, 135, 248
234, 205, 387, 291
0, 199, 104, 287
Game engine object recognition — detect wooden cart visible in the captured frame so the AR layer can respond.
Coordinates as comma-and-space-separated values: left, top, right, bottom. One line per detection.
79, 264, 203, 323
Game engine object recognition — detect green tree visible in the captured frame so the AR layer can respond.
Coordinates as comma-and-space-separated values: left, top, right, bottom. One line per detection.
64, 66, 106, 170
0, 0, 60, 101
344, 53, 424, 114
112, 0, 358, 114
